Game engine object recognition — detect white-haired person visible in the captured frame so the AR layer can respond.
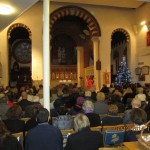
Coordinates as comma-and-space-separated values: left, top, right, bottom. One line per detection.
123, 97, 141, 124
82, 100, 101, 127
65, 113, 103, 150
94, 92, 108, 114
135, 87, 147, 109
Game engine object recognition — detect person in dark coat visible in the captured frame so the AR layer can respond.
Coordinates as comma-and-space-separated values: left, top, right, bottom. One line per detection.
17, 91, 33, 112
102, 104, 123, 126
65, 113, 103, 150
0, 120, 22, 150
3, 105, 25, 133
82, 100, 101, 127
25, 108, 63, 150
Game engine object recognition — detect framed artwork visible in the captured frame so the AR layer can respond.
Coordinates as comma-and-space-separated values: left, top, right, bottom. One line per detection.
141, 66, 149, 75
147, 31, 150, 46
135, 67, 141, 75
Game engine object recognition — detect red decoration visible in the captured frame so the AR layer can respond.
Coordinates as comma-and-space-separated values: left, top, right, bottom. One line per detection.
147, 31, 150, 46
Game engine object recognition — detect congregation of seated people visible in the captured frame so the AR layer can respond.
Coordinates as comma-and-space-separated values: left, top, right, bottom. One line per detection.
0, 82, 150, 150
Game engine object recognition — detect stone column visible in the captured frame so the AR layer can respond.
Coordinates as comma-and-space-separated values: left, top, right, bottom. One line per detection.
76, 46, 84, 87
92, 37, 100, 92
43, 0, 50, 111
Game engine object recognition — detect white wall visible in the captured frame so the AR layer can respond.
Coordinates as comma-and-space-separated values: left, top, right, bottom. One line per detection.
134, 3, 150, 85
1, 2, 150, 87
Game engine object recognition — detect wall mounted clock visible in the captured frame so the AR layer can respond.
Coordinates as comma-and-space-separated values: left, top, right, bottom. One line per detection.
12, 39, 31, 64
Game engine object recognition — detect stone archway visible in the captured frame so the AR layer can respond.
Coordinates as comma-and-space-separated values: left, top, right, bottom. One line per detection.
111, 28, 130, 82
50, 5, 101, 37
50, 6, 101, 90
7, 23, 32, 88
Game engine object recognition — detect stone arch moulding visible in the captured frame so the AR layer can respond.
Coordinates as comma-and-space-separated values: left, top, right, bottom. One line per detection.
50, 5, 101, 37
7, 23, 32, 39
111, 28, 130, 42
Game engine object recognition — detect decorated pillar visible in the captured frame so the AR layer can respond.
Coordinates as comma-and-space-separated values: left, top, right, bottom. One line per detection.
76, 46, 84, 87
92, 37, 101, 92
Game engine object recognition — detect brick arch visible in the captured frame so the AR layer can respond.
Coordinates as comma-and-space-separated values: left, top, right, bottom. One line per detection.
50, 5, 101, 37
111, 28, 130, 42
7, 23, 32, 39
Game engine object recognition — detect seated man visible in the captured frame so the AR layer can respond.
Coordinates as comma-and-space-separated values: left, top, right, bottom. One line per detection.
25, 108, 63, 150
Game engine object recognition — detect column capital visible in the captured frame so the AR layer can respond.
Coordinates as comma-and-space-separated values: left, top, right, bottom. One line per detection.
92, 36, 101, 42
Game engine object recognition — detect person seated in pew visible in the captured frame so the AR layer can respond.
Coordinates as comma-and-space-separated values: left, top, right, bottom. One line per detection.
94, 92, 108, 115
102, 104, 123, 126
124, 108, 148, 142
3, 105, 25, 134
123, 98, 141, 124
65, 113, 103, 150
82, 100, 101, 127
0, 120, 22, 150
52, 104, 73, 130
25, 103, 42, 131
25, 107, 63, 150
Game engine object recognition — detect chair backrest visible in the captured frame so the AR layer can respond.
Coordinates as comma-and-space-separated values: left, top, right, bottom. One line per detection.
124, 124, 135, 131
102, 124, 125, 132
103, 130, 125, 146
12, 132, 24, 147
90, 126, 102, 132
20, 117, 30, 123
61, 129, 74, 135
61, 129, 74, 148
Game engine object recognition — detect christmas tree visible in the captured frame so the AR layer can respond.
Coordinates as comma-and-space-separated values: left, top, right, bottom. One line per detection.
115, 56, 132, 85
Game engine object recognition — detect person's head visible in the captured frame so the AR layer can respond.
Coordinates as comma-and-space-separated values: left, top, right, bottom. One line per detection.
108, 104, 118, 115
36, 108, 49, 123
21, 91, 28, 100
57, 104, 68, 115
110, 94, 121, 103
130, 108, 147, 125
126, 87, 133, 94
137, 87, 144, 94
30, 104, 43, 119
82, 100, 94, 113
6, 105, 22, 119
73, 113, 90, 132
0, 120, 10, 139
131, 98, 141, 108
74, 96, 85, 111
96, 92, 105, 101
84, 90, 92, 98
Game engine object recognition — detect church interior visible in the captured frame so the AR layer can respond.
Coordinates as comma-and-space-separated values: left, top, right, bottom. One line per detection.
0, 0, 150, 90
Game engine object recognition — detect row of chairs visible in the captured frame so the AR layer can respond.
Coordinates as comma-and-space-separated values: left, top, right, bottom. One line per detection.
12, 123, 149, 149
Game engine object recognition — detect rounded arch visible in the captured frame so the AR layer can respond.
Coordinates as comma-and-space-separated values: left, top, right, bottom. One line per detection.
111, 28, 130, 42
111, 28, 131, 82
50, 5, 101, 37
7, 23, 32, 39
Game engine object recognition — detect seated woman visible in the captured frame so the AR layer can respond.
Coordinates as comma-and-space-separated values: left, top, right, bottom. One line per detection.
52, 104, 73, 130
3, 105, 25, 133
124, 108, 148, 142
0, 120, 22, 150
65, 113, 103, 150
82, 100, 101, 127
102, 104, 123, 126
